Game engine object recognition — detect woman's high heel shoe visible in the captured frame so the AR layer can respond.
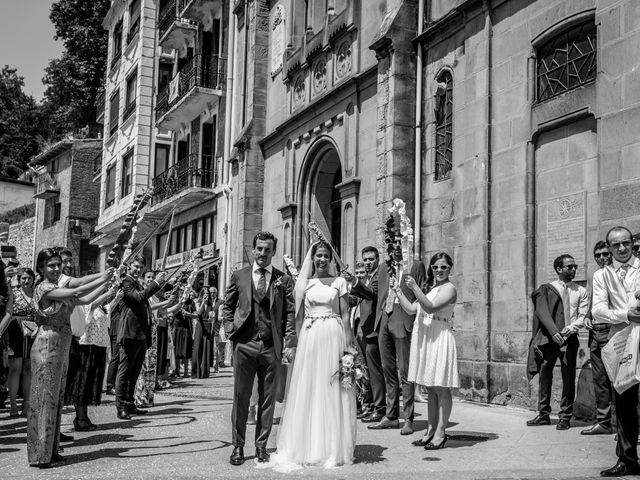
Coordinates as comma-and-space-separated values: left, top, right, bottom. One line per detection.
412, 432, 435, 447
424, 435, 448, 450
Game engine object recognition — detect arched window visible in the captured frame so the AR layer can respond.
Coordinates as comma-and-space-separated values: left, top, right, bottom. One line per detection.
434, 69, 453, 180
536, 21, 596, 102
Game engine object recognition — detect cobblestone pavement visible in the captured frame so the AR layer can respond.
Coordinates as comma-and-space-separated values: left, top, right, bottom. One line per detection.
1, 368, 618, 479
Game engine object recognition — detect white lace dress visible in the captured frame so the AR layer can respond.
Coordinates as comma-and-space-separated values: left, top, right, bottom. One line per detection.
267, 276, 357, 471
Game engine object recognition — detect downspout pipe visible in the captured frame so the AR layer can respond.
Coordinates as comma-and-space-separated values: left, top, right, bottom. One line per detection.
220, 2, 236, 293
414, 0, 425, 259
482, 0, 494, 401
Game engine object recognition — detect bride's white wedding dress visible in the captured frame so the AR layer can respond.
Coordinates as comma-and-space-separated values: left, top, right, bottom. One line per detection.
266, 276, 356, 471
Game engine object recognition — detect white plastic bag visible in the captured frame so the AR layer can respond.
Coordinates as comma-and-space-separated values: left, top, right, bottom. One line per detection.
602, 325, 631, 382
613, 324, 640, 394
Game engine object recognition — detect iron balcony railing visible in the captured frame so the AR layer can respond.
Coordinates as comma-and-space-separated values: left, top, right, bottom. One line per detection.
152, 154, 214, 204
155, 54, 226, 120
158, 0, 197, 39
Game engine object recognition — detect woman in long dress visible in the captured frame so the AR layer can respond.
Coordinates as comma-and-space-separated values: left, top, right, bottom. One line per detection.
396, 251, 458, 450
28, 248, 111, 468
192, 288, 215, 379
267, 241, 357, 471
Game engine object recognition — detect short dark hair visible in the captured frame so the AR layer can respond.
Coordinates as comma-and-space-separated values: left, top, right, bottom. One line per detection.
633, 233, 640, 242
131, 255, 146, 266
253, 231, 277, 249
20, 268, 36, 279
362, 246, 379, 258
593, 240, 608, 255
605, 226, 633, 245
59, 248, 73, 258
553, 254, 574, 273
354, 261, 365, 270
35, 248, 63, 279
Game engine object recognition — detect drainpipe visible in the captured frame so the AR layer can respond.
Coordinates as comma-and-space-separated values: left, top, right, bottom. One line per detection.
220, 1, 236, 293
482, 0, 494, 400
414, 0, 425, 259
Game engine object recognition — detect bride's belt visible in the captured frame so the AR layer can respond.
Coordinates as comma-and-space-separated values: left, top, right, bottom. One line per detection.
304, 312, 340, 329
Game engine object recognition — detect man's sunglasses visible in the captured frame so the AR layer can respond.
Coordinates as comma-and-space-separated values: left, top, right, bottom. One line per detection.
594, 252, 611, 258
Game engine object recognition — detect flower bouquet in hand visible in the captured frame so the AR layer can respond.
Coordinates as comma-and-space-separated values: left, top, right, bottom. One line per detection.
332, 345, 369, 402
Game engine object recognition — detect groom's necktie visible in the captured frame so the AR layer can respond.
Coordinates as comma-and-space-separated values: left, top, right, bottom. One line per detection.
257, 268, 267, 298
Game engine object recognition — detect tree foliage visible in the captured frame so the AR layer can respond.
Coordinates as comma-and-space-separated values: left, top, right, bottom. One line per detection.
42, 0, 111, 139
0, 66, 46, 178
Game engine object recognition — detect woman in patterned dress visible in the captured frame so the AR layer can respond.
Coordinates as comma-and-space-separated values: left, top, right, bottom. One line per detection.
135, 273, 182, 406
27, 248, 112, 468
0, 268, 37, 417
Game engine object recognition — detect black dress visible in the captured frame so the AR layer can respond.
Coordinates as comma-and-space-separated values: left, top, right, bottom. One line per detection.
173, 310, 192, 360
191, 307, 214, 378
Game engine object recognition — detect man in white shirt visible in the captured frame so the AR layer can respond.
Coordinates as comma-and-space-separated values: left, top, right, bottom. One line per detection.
592, 226, 640, 477
527, 254, 588, 430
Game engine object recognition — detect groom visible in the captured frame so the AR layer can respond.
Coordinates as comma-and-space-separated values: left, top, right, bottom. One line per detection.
222, 231, 296, 466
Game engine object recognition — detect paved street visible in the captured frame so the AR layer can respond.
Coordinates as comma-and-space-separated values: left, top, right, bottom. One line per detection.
1, 368, 619, 479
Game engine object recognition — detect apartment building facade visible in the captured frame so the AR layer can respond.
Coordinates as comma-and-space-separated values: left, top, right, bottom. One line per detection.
30, 139, 102, 275
146, 0, 228, 284
94, 0, 172, 263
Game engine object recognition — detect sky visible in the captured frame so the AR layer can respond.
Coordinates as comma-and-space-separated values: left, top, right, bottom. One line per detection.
0, 0, 63, 100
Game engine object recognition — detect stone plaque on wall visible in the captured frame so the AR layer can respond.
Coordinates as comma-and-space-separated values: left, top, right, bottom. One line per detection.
271, 4, 285, 75
547, 192, 586, 281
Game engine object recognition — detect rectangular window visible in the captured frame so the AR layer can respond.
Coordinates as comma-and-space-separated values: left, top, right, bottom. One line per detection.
185, 223, 193, 250
105, 164, 116, 207
53, 202, 61, 223
158, 62, 173, 92
109, 89, 120, 136
121, 149, 133, 198
434, 71, 453, 180
154, 143, 170, 177
123, 70, 137, 120
112, 19, 123, 67
127, 0, 141, 44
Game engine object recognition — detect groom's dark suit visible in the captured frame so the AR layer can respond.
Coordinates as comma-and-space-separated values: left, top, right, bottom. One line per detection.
222, 264, 296, 448
352, 259, 426, 423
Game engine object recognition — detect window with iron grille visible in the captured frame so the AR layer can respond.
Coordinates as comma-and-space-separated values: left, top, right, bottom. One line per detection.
106, 164, 116, 207
434, 70, 453, 181
536, 22, 596, 102
123, 69, 137, 121
109, 89, 120, 136
121, 149, 133, 198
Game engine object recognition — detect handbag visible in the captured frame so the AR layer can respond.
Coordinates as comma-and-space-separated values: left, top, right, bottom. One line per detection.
613, 324, 640, 394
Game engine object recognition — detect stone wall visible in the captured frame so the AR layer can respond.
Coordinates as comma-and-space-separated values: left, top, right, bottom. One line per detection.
7, 216, 35, 268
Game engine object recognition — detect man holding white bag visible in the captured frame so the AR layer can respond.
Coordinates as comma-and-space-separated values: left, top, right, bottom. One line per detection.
592, 226, 640, 477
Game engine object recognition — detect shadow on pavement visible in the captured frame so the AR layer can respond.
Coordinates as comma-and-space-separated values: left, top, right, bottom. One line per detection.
445, 430, 498, 448
354, 444, 387, 464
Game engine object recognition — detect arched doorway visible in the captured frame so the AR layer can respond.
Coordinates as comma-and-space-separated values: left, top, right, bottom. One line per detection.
298, 139, 343, 259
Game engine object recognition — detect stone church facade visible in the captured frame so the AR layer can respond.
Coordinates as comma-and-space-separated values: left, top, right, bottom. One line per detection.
227, 0, 640, 412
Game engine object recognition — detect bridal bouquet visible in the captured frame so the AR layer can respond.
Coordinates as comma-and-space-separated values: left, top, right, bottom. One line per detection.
333, 347, 368, 401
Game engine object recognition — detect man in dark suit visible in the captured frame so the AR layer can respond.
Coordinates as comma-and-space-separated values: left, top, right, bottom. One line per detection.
115, 255, 165, 420
222, 231, 296, 466
350, 237, 425, 435
527, 254, 587, 430
346, 246, 386, 423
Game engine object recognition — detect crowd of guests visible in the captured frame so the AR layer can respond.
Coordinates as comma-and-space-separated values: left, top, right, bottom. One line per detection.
0, 247, 230, 468
526, 227, 640, 478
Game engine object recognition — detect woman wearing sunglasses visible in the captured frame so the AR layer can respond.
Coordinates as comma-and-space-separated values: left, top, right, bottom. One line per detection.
394, 252, 458, 450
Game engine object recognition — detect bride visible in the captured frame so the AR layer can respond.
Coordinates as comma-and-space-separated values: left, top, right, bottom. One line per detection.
265, 240, 357, 470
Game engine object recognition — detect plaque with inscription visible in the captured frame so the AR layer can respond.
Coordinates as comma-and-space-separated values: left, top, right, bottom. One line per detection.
546, 192, 586, 281
271, 4, 285, 75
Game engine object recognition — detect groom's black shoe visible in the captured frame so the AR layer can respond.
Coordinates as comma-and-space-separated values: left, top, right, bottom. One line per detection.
230, 446, 245, 466
256, 446, 270, 463
362, 411, 384, 423
368, 417, 400, 429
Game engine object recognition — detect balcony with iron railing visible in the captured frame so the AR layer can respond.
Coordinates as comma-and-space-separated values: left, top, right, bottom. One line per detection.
177, 0, 223, 25
156, 54, 226, 130
150, 153, 217, 215
34, 172, 60, 200
158, 0, 198, 51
